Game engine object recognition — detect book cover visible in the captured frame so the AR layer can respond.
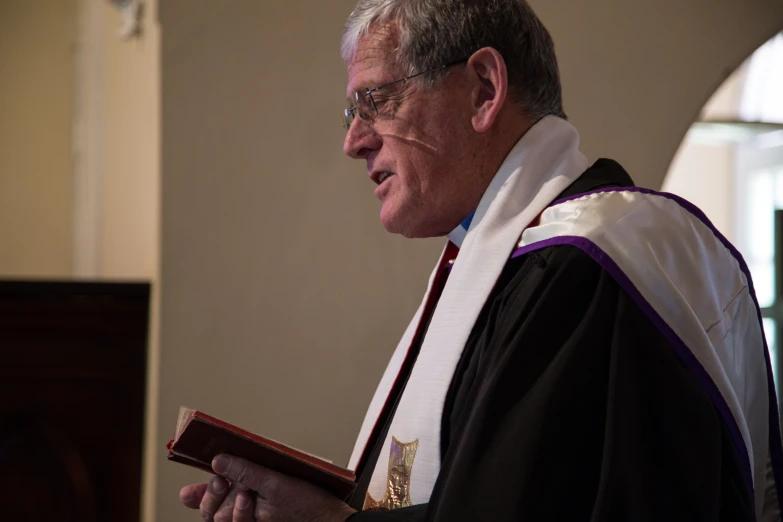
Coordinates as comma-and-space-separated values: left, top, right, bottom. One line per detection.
167, 407, 356, 500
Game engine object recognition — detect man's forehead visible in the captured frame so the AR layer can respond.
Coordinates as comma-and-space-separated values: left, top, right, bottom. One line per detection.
351, 25, 397, 66
346, 24, 401, 93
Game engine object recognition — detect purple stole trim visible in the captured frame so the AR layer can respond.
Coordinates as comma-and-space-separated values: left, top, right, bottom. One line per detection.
512, 187, 783, 515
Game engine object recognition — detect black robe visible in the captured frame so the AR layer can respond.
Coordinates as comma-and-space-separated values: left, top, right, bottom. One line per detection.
346, 160, 755, 521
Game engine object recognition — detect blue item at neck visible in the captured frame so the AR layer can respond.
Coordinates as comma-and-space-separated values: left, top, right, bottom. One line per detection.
460, 211, 475, 231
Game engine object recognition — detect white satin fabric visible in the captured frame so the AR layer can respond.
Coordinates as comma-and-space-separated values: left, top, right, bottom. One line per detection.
521, 189, 779, 521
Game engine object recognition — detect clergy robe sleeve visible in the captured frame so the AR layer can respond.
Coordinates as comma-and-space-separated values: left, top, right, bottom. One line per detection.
347, 246, 753, 522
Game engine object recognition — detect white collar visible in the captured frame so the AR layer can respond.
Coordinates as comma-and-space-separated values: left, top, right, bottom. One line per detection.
446, 116, 585, 248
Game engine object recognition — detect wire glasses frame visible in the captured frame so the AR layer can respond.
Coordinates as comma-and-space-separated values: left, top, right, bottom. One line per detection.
343, 57, 469, 131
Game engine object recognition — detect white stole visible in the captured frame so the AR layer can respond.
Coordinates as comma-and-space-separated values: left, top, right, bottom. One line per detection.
348, 116, 589, 505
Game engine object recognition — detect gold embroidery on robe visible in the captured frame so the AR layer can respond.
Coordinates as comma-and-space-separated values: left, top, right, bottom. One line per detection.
363, 437, 419, 510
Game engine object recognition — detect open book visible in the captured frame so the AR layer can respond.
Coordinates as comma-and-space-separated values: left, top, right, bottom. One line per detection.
167, 406, 356, 500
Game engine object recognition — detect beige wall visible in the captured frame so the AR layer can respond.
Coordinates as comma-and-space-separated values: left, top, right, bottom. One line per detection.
99, 3, 160, 281
73, 0, 160, 281
0, 0, 76, 278
540, 0, 783, 189
156, 1, 783, 521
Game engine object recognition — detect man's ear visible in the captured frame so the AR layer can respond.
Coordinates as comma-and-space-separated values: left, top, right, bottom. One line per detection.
467, 47, 508, 133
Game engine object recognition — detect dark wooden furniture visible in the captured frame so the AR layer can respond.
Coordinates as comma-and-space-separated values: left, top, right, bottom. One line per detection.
0, 281, 150, 522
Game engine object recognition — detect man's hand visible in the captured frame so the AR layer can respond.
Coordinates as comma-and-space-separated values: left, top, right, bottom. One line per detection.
179, 454, 357, 522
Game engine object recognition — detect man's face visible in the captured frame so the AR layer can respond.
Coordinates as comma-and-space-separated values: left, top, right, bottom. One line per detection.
343, 25, 477, 238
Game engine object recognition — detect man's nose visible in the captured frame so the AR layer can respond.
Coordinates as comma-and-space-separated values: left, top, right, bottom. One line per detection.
343, 119, 382, 159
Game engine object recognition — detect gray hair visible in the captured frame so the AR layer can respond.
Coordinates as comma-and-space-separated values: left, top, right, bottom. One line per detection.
341, 0, 566, 121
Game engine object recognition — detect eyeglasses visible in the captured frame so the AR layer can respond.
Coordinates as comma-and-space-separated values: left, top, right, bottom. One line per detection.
343, 58, 469, 131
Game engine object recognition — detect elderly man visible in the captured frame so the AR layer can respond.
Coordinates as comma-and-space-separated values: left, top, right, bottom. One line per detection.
181, 0, 783, 520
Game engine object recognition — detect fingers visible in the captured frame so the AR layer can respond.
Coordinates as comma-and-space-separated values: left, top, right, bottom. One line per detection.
199, 476, 230, 520
232, 491, 256, 522
204, 454, 356, 522
180, 482, 208, 509
213, 454, 277, 495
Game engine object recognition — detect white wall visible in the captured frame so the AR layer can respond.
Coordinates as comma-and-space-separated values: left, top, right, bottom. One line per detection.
0, 0, 76, 277
662, 65, 748, 243
664, 141, 735, 240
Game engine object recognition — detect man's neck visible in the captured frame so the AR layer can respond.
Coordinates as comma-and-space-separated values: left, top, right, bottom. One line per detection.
446, 117, 533, 247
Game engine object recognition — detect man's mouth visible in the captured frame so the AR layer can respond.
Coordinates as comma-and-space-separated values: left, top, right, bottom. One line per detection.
371, 171, 395, 185
377, 172, 393, 184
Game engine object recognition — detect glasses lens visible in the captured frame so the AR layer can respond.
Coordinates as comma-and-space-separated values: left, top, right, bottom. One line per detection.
344, 92, 377, 131
343, 108, 355, 130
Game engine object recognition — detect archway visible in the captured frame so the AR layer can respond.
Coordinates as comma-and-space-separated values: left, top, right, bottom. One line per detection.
662, 32, 783, 382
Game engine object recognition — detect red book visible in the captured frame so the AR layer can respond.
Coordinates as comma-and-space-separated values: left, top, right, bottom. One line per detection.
167, 406, 357, 500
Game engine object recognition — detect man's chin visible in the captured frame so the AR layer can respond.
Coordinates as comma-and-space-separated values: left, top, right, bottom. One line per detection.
380, 207, 414, 237
379, 212, 406, 236
380, 211, 442, 239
